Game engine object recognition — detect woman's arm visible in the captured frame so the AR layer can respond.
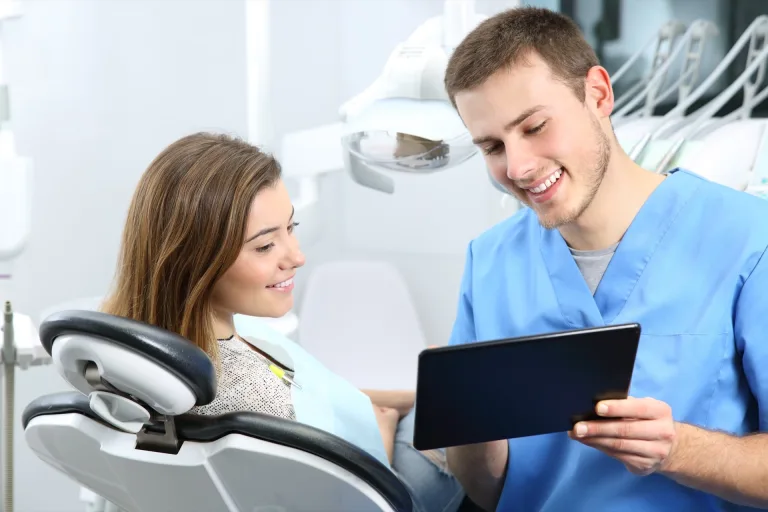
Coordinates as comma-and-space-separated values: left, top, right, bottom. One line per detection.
362, 390, 416, 418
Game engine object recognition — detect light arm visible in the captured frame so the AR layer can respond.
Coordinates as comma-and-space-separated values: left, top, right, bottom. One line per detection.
660, 424, 768, 508
361, 390, 415, 418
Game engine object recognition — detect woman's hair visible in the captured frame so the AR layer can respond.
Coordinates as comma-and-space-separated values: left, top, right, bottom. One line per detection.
101, 132, 282, 364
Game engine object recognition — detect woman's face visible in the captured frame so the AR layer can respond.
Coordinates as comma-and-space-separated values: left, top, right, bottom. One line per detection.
211, 179, 305, 319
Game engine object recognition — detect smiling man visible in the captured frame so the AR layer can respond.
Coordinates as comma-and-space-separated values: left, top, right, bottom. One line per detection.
442, 6, 768, 512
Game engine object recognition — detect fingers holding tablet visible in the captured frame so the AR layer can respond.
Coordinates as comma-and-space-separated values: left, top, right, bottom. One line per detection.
569, 396, 678, 475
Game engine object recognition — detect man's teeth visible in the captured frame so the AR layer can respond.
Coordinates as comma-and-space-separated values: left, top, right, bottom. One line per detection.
269, 278, 293, 288
530, 169, 563, 194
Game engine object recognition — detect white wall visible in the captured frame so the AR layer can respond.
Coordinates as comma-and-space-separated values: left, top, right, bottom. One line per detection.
4, 0, 249, 510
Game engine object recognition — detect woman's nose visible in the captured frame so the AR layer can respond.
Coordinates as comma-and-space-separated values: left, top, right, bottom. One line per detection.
287, 236, 305, 268
291, 248, 306, 269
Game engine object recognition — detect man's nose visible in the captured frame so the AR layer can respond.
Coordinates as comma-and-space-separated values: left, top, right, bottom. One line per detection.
505, 143, 538, 181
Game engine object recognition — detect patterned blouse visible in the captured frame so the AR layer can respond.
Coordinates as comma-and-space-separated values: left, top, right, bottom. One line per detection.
191, 336, 296, 420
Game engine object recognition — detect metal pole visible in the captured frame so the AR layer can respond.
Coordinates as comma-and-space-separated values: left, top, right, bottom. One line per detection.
2, 301, 13, 512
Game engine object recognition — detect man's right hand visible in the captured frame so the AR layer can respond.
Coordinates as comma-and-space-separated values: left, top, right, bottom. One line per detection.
446, 440, 509, 511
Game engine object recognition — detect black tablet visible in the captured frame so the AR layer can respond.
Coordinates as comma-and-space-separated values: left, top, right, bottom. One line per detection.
412, 323, 641, 451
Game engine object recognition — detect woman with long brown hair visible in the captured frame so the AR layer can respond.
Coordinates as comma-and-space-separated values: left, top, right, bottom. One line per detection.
102, 132, 465, 512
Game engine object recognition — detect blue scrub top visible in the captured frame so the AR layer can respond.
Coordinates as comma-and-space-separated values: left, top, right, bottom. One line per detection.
449, 169, 768, 511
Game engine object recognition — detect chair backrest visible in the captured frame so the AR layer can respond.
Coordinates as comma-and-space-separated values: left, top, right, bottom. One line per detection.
24, 310, 412, 512
298, 260, 427, 390
39, 296, 301, 341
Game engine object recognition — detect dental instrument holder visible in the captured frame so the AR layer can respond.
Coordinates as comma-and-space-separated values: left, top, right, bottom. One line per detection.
627, 16, 768, 172
611, 21, 687, 119
645, 17, 768, 175
614, 19, 719, 128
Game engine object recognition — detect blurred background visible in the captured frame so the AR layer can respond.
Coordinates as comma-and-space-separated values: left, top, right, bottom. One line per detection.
2, 0, 767, 509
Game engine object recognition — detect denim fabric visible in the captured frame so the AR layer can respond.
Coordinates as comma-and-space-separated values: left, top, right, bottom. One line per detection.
392, 408, 466, 512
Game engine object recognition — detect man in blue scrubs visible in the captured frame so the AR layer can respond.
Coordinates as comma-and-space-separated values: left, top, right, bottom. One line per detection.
442, 7, 768, 512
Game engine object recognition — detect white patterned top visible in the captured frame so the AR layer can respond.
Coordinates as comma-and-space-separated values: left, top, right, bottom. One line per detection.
190, 336, 296, 420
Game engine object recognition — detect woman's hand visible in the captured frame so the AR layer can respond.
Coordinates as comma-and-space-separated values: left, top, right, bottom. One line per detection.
374, 406, 399, 463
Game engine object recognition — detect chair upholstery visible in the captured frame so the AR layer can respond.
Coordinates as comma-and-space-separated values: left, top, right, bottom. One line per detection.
24, 310, 413, 512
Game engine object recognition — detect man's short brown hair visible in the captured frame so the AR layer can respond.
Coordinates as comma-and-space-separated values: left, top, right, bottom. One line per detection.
444, 7, 599, 106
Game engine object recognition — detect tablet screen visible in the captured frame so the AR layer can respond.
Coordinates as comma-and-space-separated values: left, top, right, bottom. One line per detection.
413, 323, 641, 451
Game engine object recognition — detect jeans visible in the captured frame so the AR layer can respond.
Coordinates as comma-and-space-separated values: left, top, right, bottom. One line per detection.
391, 407, 466, 512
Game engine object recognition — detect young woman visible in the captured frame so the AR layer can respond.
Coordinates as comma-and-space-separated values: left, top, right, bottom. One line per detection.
101, 132, 465, 512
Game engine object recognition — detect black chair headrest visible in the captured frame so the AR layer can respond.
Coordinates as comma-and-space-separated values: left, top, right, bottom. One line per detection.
40, 309, 216, 405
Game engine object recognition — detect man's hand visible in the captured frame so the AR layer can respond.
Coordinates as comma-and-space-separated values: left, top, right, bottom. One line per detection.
569, 396, 679, 476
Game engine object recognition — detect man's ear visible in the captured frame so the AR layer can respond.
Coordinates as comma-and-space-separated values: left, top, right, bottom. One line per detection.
584, 66, 614, 118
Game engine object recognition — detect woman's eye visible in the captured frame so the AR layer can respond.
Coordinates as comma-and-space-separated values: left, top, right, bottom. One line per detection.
256, 223, 300, 252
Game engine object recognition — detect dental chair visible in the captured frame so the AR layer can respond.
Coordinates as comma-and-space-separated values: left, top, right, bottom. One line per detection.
299, 260, 427, 390
23, 310, 413, 512
40, 296, 301, 342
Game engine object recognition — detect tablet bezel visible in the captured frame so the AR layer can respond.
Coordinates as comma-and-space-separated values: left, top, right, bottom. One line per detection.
412, 323, 641, 451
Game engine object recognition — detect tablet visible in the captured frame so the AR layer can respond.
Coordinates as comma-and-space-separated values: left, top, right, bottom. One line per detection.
412, 323, 641, 451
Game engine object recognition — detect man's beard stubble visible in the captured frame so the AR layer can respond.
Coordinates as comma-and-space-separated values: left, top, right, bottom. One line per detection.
536, 115, 612, 230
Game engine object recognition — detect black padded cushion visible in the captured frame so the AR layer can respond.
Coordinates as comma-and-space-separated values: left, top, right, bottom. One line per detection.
39, 310, 217, 405
22, 392, 413, 512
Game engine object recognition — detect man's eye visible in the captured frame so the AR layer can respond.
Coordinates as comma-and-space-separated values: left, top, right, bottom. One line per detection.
525, 121, 547, 135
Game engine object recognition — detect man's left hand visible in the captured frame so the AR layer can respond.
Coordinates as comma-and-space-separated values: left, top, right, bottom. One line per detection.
570, 396, 679, 476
